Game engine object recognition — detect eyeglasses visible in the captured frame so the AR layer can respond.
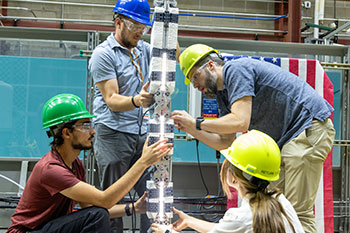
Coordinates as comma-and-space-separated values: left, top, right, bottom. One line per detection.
72, 122, 94, 133
190, 62, 209, 83
121, 18, 150, 35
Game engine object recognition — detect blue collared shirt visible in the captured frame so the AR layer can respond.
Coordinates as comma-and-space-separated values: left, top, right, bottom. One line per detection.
89, 33, 151, 134
217, 58, 333, 148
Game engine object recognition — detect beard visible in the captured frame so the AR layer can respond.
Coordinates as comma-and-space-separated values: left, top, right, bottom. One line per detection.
204, 68, 218, 98
120, 27, 137, 49
72, 143, 92, 151
72, 135, 93, 150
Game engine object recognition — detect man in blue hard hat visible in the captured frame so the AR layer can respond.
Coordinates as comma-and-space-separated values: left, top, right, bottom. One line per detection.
89, 0, 180, 232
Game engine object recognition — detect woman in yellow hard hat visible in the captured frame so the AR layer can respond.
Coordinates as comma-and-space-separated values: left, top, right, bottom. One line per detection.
152, 130, 304, 233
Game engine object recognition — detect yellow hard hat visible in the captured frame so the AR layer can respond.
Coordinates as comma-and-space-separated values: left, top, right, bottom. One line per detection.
220, 130, 281, 181
179, 44, 218, 85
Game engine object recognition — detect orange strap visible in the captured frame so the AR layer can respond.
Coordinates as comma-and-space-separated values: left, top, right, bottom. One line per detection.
126, 49, 144, 85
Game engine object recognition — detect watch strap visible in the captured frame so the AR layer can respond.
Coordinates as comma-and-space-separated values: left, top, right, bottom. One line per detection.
125, 203, 132, 216
196, 117, 204, 130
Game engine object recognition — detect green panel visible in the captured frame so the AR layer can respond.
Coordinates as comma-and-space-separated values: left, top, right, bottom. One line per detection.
3, 61, 339, 164
171, 65, 223, 163
0, 56, 87, 158
327, 71, 342, 167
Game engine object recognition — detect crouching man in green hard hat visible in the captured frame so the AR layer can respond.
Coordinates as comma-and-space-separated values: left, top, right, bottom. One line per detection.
7, 94, 172, 233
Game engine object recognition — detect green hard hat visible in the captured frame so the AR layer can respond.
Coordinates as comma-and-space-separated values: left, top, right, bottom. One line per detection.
42, 94, 96, 129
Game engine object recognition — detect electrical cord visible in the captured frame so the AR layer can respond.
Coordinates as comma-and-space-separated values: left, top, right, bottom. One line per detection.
0, 197, 20, 204
122, 103, 155, 232
195, 139, 209, 196
195, 140, 225, 223
128, 191, 137, 233
126, 161, 155, 232
137, 104, 153, 135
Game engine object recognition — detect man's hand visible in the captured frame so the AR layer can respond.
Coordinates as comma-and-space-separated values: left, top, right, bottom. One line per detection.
137, 81, 154, 108
171, 110, 196, 133
139, 137, 172, 167
151, 223, 174, 233
134, 192, 147, 214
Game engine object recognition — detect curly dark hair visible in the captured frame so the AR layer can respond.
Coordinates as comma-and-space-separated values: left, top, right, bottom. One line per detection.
48, 120, 77, 148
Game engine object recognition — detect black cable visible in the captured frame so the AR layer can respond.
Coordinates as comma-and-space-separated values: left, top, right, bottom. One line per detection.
201, 151, 223, 223
131, 105, 152, 231
128, 191, 136, 233
0, 197, 20, 204
216, 151, 223, 197
137, 105, 153, 135
174, 196, 226, 202
195, 139, 209, 196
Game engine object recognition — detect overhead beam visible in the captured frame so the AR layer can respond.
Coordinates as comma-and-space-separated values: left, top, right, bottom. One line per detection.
0, 26, 348, 58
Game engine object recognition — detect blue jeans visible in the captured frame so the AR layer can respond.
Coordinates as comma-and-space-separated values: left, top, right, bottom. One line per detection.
30, 206, 110, 233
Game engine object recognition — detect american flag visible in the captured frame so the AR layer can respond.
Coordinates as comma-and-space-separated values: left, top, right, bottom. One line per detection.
224, 55, 334, 233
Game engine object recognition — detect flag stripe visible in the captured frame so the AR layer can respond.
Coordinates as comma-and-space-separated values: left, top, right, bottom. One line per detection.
281, 58, 289, 72
289, 59, 299, 76
299, 59, 307, 83
315, 62, 324, 98
316, 169, 325, 232
313, 60, 326, 232
321, 62, 335, 233
307, 60, 316, 89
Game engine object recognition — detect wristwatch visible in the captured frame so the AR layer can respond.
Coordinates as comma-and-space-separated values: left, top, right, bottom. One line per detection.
196, 117, 205, 130
125, 203, 132, 216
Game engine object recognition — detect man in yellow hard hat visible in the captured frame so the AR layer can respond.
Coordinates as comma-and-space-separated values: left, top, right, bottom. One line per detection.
7, 94, 172, 233
172, 44, 335, 233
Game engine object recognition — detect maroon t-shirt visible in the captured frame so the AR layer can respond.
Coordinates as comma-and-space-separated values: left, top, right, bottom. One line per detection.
7, 149, 86, 233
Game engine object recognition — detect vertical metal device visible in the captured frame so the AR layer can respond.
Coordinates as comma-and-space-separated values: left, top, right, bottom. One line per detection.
146, 0, 178, 226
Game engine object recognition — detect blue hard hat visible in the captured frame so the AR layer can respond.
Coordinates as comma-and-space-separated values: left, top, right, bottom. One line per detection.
113, 0, 152, 26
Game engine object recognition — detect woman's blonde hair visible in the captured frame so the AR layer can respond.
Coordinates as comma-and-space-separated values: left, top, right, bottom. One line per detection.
220, 159, 296, 233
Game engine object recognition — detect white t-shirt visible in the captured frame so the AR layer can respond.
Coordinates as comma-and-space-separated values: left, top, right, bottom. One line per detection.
209, 194, 305, 233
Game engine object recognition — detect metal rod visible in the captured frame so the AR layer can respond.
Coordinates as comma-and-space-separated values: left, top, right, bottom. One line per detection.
179, 12, 287, 21
7, 0, 113, 8
179, 9, 285, 18
323, 21, 350, 40
7, 0, 289, 19
321, 62, 350, 69
0, 15, 287, 34
323, 18, 350, 23
0, 13, 4, 26
0, 173, 25, 190
0, 15, 113, 24
181, 24, 285, 33
61, 0, 64, 20
0, 6, 36, 17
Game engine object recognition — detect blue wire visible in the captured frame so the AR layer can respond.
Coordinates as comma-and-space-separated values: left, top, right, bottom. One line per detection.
178, 13, 288, 21
150, 12, 288, 21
